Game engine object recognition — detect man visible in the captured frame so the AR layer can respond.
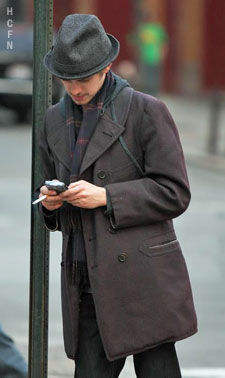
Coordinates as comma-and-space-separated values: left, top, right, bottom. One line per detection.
137, 11, 168, 96
38, 14, 197, 378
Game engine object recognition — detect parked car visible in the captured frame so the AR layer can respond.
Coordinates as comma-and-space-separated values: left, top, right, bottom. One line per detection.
0, 23, 61, 123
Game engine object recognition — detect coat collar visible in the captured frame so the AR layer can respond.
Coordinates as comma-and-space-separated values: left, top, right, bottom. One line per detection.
47, 110, 125, 174
47, 86, 133, 176
80, 112, 125, 176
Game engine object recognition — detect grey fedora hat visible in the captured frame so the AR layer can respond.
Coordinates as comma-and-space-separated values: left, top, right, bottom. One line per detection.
43, 14, 120, 79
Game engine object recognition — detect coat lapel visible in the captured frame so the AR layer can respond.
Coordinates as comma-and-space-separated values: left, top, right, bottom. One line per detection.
47, 86, 133, 176
47, 114, 71, 172
80, 86, 133, 176
79, 113, 125, 176
47, 108, 125, 176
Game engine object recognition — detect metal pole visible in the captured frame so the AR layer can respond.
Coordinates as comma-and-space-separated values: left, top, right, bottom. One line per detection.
208, 91, 221, 155
29, 0, 53, 377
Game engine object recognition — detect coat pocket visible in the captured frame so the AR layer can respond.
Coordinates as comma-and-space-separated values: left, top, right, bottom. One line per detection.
139, 239, 180, 258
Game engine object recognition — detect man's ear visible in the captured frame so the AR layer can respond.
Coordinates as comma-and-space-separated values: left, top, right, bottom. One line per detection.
102, 63, 112, 74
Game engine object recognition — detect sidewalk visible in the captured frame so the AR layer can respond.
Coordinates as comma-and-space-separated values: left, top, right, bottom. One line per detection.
159, 94, 225, 174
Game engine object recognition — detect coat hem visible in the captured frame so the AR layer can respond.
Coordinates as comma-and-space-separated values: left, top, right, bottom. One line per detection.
64, 326, 198, 361
104, 327, 198, 362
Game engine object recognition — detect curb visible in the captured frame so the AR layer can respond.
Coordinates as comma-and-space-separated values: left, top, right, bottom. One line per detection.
185, 153, 225, 175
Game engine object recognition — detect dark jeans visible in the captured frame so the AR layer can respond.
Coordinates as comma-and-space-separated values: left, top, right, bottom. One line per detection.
74, 293, 182, 378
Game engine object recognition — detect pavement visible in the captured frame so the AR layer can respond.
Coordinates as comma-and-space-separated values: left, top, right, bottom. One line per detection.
159, 94, 225, 175
1, 92, 225, 378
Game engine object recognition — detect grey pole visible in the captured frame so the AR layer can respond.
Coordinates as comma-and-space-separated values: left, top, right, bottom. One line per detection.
29, 0, 53, 377
208, 91, 221, 155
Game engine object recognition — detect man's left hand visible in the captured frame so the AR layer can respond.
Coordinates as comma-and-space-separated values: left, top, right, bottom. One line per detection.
60, 180, 106, 209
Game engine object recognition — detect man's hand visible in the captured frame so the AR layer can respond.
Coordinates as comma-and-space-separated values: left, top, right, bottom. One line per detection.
60, 180, 106, 209
39, 185, 64, 211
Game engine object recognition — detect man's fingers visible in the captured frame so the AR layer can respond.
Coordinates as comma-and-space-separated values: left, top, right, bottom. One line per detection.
40, 185, 57, 196
41, 195, 63, 211
68, 180, 85, 188
42, 202, 63, 211
44, 195, 62, 203
68, 181, 88, 192
41, 192, 63, 208
61, 187, 81, 199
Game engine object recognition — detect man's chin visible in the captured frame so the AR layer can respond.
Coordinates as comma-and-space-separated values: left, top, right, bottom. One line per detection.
71, 95, 89, 104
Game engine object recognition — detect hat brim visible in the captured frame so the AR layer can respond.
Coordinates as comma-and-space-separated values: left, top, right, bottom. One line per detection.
43, 34, 120, 80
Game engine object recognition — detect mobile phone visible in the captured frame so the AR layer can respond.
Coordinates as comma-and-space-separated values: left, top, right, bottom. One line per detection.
45, 180, 68, 193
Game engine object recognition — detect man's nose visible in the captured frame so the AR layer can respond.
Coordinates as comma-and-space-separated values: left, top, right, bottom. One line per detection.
70, 81, 82, 95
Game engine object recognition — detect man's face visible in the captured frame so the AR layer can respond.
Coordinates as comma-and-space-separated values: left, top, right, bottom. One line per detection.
60, 64, 111, 106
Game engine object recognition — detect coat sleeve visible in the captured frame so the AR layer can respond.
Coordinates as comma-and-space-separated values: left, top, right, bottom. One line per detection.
105, 98, 191, 229
37, 108, 60, 232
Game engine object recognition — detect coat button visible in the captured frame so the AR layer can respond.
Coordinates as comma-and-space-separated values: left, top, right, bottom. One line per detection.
118, 253, 127, 262
97, 170, 106, 179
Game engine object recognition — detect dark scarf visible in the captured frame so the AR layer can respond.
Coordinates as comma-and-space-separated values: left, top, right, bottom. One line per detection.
64, 71, 115, 288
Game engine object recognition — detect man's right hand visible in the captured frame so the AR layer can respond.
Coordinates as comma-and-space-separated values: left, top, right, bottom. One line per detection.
39, 185, 63, 211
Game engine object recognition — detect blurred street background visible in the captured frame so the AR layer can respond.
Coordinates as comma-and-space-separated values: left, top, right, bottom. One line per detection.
0, 0, 225, 377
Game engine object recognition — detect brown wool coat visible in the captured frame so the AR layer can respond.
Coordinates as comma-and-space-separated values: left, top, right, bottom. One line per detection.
39, 86, 197, 361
